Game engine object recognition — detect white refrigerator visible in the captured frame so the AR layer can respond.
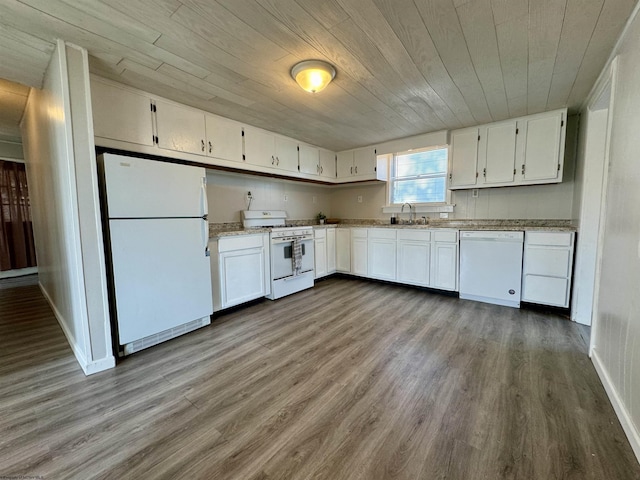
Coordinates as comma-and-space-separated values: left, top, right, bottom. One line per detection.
99, 153, 213, 355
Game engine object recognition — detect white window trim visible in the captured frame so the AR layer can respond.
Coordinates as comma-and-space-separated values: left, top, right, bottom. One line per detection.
382, 145, 454, 211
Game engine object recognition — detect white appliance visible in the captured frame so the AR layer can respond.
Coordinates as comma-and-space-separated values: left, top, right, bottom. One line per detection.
99, 153, 213, 356
459, 231, 524, 308
242, 210, 315, 299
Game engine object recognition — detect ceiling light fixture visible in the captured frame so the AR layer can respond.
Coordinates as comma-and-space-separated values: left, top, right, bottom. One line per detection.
291, 60, 336, 94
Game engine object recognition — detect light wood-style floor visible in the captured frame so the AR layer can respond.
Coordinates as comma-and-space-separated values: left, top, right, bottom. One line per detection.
1, 276, 639, 479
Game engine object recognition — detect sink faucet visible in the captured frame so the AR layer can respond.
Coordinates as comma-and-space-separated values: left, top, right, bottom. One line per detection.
401, 203, 415, 224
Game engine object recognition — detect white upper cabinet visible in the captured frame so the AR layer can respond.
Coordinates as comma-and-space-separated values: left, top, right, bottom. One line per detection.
299, 144, 320, 175
155, 100, 206, 156
337, 147, 377, 181
449, 127, 479, 188
449, 108, 567, 190
205, 115, 243, 163
91, 79, 154, 147
481, 121, 517, 185
275, 137, 299, 173
243, 127, 299, 173
517, 110, 565, 183
319, 149, 336, 179
243, 126, 276, 168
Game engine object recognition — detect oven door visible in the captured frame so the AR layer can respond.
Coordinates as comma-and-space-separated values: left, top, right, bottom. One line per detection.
271, 238, 314, 279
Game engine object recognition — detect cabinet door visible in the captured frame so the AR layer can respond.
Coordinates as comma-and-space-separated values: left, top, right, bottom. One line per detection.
275, 137, 299, 173
449, 127, 479, 188
336, 229, 351, 273
351, 229, 368, 276
327, 228, 336, 273
155, 100, 206, 155
314, 237, 327, 279
353, 147, 376, 178
482, 121, 516, 185
518, 111, 564, 182
337, 151, 354, 178
205, 115, 243, 162
299, 144, 319, 175
320, 149, 336, 179
91, 80, 154, 146
397, 240, 430, 287
431, 242, 458, 291
244, 126, 275, 168
219, 247, 265, 309
368, 238, 396, 281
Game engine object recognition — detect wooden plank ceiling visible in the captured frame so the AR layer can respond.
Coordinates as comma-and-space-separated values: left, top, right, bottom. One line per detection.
0, 0, 636, 151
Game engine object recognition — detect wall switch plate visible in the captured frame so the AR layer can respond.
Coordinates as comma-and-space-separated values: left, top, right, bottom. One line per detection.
439, 212, 449, 219
472, 189, 479, 198
357, 195, 363, 203
283, 194, 288, 202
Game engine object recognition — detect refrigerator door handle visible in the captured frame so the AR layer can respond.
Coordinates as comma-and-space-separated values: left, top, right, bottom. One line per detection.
202, 218, 208, 255
201, 176, 208, 217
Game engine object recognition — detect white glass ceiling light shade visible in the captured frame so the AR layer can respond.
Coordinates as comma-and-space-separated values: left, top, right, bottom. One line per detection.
291, 60, 336, 93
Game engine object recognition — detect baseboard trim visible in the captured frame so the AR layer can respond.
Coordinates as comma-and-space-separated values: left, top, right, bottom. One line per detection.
39, 282, 115, 376
0, 267, 38, 279
591, 349, 640, 463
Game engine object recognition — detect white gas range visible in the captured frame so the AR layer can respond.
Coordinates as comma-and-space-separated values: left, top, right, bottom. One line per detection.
242, 211, 315, 299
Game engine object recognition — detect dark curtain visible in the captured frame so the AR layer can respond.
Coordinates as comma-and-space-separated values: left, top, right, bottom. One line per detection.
0, 160, 37, 271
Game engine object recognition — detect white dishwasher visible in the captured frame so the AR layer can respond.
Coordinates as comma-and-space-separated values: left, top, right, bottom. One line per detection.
459, 231, 524, 308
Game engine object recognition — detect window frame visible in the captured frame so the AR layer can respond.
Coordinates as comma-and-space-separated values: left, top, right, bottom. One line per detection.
387, 145, 451, 206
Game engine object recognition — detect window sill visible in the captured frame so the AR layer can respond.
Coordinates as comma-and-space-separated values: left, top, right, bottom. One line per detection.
382, 204, 455, 214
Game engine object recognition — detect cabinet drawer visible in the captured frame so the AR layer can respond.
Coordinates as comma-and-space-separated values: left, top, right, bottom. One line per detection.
368, 228, 397, 240
526, 231, 573, 247
433, 230, 458, 243
314, 228, 327, 239
351, 228, 368, 239
398, 230, 431, 242
522, 275, 569, 307
524, 248, 571, 277
219, 235, 264, 252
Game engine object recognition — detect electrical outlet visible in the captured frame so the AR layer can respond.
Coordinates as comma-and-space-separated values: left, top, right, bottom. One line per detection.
283, 194, 289, 202
357, 195, 363, 203
439, 212, 448, 219
472, 189, 479, 198
312, 195, 317, 204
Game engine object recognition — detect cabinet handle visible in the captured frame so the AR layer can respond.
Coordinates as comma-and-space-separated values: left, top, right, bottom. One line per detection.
320, 166, 323, 174
449, 173, 452, 184
483, 167, 486, 178
271, 155, 275, 165
276, 156, 280, 165
201, 140, 205, 152
350, 166, 353, 174
355, 166, 358, 174
522, 164, 525, 175
208, 141, 212, 154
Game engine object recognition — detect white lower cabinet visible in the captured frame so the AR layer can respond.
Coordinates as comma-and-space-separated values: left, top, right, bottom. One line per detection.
314, 228, 327, 279
351, 228, 368, 276
397, 230, 431, 287
431, 230, 459, 291
314, 227, 337, 279
522, 231, 575, 307
209, 234, 270, 312
336, 228, 351, 273
368, 228, 397, 281
339, 227, 459, 292
327, 228, 336, 274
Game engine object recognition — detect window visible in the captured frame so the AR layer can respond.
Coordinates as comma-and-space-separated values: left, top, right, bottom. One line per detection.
389, 146, 448, 204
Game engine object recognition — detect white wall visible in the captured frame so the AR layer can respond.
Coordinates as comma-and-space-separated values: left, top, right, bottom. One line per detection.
589, 5, 640, 460
571, 108, 609, 325
0, 140, 23, 160
206, 170, 333, 223
21, 41, 114, 375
